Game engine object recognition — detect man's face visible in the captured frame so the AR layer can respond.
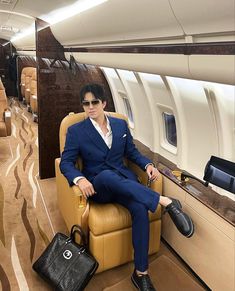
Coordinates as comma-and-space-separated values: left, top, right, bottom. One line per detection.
82, 92, 106, 120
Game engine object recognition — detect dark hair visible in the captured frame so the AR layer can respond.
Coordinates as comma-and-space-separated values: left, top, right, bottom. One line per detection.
80, 83, 107, 103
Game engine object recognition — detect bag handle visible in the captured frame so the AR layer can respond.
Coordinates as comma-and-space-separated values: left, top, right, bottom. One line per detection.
70, 224, 87, 246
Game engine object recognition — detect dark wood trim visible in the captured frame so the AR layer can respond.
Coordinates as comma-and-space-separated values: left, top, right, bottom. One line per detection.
64, 41, 235, 55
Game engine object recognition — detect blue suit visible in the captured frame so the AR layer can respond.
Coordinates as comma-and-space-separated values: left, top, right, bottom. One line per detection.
60, 116, 160, 271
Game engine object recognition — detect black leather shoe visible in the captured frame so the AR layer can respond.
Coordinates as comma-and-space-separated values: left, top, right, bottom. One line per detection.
131, 270, 156, 291
165, 198, 194, 238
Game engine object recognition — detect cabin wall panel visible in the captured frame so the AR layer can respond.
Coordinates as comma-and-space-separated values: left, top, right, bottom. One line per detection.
138, 73, 178, 163
166, 77, 218, 177
116, 70, 153, 147
101, 67, 127, 115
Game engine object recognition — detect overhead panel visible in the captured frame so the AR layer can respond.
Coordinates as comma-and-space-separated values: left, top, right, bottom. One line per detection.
189, 55, 235, 85
14, 0, 78, 19
66, 52, 189, 78
169, 0, 235, 37
8, 13, 34, 27
51, 0, 184, 46
11, 30, 35, 49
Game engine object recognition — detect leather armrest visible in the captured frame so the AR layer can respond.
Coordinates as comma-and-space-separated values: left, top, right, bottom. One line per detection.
4, 110, 11, 136
128, 160, 162, 195
55, 158, 89, 235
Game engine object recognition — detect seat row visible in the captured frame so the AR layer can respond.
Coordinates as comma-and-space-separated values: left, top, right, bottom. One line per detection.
0, 79, 11, 137
20, 67, 38, 122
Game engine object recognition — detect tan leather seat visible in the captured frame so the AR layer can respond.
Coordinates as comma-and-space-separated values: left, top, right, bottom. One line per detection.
29, 69, 38, 121
0, 79, 11, 136
20, 67, 35, 106
55, 112, 162, 273
20, 68, 26, 97
25, 67, 36, 109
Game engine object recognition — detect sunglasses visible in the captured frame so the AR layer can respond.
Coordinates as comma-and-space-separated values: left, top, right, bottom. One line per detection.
82, 99, 100, 107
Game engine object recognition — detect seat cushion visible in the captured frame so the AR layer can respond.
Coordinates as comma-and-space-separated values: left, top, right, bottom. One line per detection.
0, 121, 7, 137
89, 202, 161, 235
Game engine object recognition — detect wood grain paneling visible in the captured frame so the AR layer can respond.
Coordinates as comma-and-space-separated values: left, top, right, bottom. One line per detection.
0, 39, 17, 96
35, 19, 115, 179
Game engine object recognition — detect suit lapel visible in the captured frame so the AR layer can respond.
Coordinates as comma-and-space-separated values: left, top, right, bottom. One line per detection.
84, 118, 109, 153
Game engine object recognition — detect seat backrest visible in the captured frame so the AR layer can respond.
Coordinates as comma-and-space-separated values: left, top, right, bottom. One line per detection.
59, 112, 127, 154
0, 79, 7, 120
25, 67, 36, 90
21, 67, 35, 96
30, 69, 37, 97
0, 78, 4, 90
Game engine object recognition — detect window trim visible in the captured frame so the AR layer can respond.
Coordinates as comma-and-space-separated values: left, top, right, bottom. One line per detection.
156, 103, 177, 155
118, 90, 134, 129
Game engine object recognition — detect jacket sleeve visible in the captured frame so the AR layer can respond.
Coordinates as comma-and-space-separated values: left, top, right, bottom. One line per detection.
124, 121, 152, 170
60, 126, 84, 186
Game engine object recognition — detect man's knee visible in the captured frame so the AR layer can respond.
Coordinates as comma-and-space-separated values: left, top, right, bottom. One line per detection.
128, 202, 148, 219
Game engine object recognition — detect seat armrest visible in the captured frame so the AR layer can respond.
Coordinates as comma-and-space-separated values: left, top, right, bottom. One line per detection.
4, 110, 11, 136
55, 158, 89, 235
128, 160, 162, 195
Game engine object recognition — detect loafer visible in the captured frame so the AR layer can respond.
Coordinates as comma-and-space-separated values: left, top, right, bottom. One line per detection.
131, 270, 156, 291
165, 198, 194, 238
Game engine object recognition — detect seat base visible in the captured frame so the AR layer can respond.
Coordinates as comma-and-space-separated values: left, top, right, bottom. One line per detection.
90, 219, 161, 273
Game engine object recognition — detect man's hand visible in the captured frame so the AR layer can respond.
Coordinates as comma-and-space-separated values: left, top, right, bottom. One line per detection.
146, 164, 160, 182
77, 178, 96, 199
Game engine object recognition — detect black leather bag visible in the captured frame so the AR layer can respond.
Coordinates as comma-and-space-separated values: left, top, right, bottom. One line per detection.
32, 225, 98, 291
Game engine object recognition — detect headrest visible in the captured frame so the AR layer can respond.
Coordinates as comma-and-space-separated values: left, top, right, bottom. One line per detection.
0, 79, 5, 90
22, 67, 36, 78
59, 111, 127, 153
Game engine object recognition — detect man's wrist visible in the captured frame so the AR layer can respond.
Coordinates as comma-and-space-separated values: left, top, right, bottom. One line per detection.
73, 176, 85, 185
145, 163, 155, 170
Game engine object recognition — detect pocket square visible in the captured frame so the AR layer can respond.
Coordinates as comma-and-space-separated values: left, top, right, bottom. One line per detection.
122, 134, 127, 138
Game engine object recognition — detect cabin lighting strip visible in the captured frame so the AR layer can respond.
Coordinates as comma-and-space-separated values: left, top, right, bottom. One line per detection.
41, 0, 108, 25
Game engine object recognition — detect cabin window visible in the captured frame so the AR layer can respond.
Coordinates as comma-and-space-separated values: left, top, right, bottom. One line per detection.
123, 97, 134, 125
118, 90, 134, 128
163, 112, 177, 147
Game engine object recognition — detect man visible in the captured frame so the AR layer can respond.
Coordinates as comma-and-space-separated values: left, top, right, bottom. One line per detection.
60, 83, 194, 291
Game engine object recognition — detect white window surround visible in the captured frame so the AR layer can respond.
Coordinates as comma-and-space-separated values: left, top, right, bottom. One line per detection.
117, 89, 134, 129
156, 103, 177, 155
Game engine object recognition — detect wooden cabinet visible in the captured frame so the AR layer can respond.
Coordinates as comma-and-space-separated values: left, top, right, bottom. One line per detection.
162, 177, 235, 291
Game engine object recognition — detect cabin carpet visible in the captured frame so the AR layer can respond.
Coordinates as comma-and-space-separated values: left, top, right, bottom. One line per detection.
0, 98, 207, 291
0, 98, 63, 290
103, 255, 205, 291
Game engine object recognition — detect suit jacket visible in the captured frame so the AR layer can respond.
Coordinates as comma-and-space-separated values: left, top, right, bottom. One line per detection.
60, 116, 152, 186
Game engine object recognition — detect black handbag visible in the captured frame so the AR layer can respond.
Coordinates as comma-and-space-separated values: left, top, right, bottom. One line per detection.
32, 224, 99, 291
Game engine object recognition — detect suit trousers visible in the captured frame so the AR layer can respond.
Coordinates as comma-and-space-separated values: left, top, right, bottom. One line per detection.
90, 169, 160, 272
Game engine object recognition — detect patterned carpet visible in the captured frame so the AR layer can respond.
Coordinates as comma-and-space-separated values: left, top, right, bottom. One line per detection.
0, 98, 54, 290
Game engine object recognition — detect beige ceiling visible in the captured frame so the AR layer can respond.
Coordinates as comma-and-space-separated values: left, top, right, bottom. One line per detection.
1, 0, 234, 48
0, 0, 78, 41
